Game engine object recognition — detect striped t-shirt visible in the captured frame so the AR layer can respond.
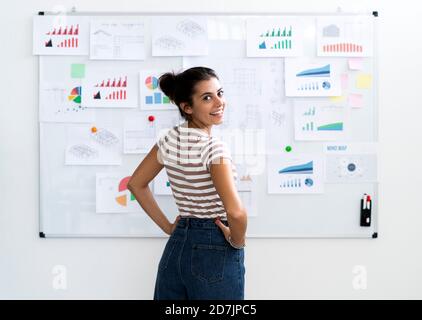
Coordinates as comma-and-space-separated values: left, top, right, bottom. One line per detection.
156, 121, 237, 219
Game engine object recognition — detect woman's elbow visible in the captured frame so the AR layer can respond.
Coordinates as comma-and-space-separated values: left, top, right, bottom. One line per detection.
127, 183, 134, 193
127, 179, 148, 193
127, 178, 138, 193
227, 207, 247, 220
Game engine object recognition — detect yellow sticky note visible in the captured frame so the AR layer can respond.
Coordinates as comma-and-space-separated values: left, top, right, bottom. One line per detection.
329, 95, 346, 103
356, 74, 372, 89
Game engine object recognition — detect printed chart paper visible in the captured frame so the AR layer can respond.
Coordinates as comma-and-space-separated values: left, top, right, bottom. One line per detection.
124, 111, 181, 154
324, 142, 378, 183
65, 125, 122, 165
267, 154, 324, 194
96, 173, 142, 213
82, 70, 138, 108
152, 16, 208, 56
33, 15, 89, 55
139, 71, 175, 110
246, 17, 304, 57
317, 16, 373, 57
123, 116, 156, 154
285, 59, 342, 97
90, 20, 145, 60
39, 82, 95, 123
294, 101, 350, 141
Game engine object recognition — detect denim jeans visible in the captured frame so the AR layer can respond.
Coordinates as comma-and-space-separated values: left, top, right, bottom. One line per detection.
154, 217, 245, 300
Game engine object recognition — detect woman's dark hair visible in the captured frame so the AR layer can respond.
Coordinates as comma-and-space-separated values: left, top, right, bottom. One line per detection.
159, 67, 219, 120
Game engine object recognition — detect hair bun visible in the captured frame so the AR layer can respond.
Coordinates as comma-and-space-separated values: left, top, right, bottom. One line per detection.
158, 72, 178, 101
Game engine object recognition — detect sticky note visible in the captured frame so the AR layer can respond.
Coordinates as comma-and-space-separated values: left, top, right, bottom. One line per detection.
71, 64, 85, 78
329, 95, 346, 103
341, 73, 349, 90
348, 58, 364, 70
349, 93, 364, 108
356, 74, 372, 89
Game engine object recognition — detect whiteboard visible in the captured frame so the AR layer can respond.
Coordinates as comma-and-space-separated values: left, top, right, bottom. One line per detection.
38, 12, 379, 238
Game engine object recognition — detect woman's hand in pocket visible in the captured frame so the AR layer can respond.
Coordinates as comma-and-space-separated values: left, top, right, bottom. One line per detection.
166, 215, 181, 235
214, 218, 230, 242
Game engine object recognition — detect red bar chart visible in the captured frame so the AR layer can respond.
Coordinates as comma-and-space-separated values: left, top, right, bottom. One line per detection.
56, 38, 79, 48
105, 90, 127, 100
322, 43, 363, 53
95, 76, 128, 88
46, 24, 79, 36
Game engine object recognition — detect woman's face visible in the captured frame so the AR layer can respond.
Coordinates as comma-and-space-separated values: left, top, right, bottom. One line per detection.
182, 77, 226, 127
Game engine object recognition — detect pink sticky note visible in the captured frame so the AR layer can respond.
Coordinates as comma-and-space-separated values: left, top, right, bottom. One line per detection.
349, 93, 364, 108
348, 58, 364, 70
341, 73, 349, 89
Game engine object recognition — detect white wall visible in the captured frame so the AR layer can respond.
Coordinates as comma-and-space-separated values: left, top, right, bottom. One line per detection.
1, 0, 422, 299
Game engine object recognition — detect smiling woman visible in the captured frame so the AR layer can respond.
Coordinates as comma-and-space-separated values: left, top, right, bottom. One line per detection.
127, 67, 247, 300
159, 67, 225, 128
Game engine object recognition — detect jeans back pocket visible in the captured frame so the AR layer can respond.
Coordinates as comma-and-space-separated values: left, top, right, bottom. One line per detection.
191, 244, 227, 284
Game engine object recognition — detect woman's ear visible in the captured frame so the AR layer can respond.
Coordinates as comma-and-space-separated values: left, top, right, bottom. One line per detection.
181, 102, 193, 116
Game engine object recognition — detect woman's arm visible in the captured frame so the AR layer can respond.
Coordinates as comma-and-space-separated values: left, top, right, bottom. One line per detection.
127, 144, 176, 235
210, 160, 247, 247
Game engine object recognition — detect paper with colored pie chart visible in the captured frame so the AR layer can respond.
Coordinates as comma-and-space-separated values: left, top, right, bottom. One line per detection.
96, 173, 142, 213
39, 81, 94, 123
267, 154, 324, 194
285, 58, 342, 97
139, 71, 175, 111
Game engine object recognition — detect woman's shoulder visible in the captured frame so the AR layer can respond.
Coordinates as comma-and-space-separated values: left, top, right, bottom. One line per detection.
202, 135, 231, 156
157, 126, 178, 147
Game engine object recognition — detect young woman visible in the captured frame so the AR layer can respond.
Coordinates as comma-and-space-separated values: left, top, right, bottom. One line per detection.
127, 67, 247, 300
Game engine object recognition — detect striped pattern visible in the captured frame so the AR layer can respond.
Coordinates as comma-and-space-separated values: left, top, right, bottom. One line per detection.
157, 122, 237, 219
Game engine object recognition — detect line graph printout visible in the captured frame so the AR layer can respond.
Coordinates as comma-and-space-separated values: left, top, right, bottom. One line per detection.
285, 59, 342, 97
267, 154, 324, 194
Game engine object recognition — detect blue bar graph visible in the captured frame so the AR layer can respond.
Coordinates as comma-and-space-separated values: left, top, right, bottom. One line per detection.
154, 92, 162, 104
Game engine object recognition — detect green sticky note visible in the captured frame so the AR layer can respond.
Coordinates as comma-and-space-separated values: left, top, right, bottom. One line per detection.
71, 64, 85, 78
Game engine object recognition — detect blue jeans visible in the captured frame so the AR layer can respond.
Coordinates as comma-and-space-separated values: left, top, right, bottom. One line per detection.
154, 217, 245, 300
